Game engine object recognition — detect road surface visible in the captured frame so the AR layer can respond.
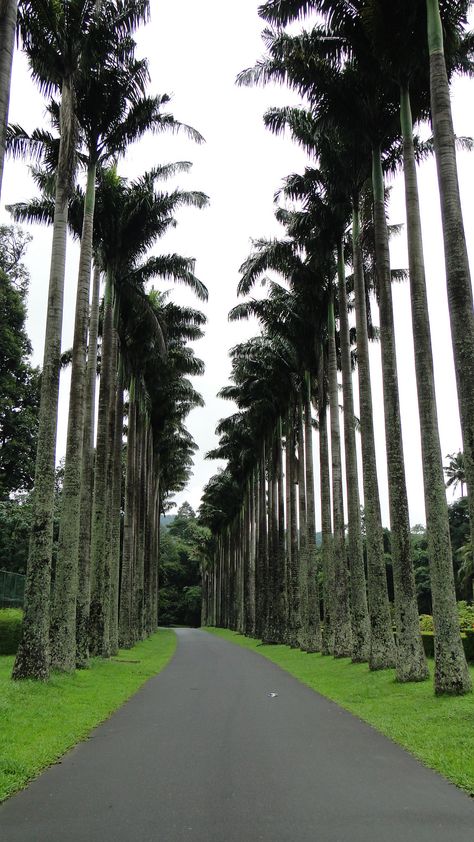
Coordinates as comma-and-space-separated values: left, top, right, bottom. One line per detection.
1, 628, 473, 841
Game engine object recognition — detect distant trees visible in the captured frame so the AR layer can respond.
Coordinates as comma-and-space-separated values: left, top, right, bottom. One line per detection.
0, 226, 40, 500
159, 503, 208, 628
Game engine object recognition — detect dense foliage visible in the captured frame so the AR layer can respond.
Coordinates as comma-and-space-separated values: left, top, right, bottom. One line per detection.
159, 503, 206, 628
0, 226, 40, 500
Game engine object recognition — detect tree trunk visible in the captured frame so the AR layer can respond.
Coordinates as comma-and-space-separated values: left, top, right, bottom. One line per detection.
276, 418, 287, 643
297, 392, 309, 650
372, 146, 428, 682
108, 371, 123, 654
249, 469, 257, 635
12, 79, 75, 681
352, 204, 396, 670
51, 162, 97, 672
89, 269, 114, 658
76, 264, 101, 668
119, 384, 136, 648
288, 408, 300, 647
0, 0, 17, 199
256, 440, 268, 639
401, 86, 471, 694
328, 293, 352, 657
319, 351, 334, 656
303, 375, 321, 653
426, 0, 474, 566
337, 241, 370, 662
134, 409, 146, 640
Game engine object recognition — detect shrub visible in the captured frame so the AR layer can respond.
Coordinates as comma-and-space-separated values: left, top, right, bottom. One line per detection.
421, 630, 474, 663
457, 601, 474, 632
419, 614, 434, 632
0, 608, 23, 655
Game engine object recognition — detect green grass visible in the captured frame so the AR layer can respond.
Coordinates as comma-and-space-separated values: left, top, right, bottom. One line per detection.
206, 627, 474, 796
0, 629, 176, 802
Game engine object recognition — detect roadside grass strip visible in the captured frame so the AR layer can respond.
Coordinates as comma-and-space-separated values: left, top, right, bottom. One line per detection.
0, 629, 176, 802
205, 627, 474, 796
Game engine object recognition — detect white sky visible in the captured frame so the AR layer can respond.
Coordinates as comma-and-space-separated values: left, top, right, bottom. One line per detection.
2, 0, 473, 527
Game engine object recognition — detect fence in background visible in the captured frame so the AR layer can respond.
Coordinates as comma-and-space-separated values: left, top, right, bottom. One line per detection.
0, 570, 25, 609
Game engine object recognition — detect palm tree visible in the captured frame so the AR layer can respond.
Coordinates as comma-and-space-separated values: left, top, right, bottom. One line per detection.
0, 0, 18, 198
51, 47, 203, 668
76, 263, 101, 667
425, 1, 474, 559
13, 0, 149, 681
445, 451, 466, 497
257, 0, 471, 694
88, 166, 208, 656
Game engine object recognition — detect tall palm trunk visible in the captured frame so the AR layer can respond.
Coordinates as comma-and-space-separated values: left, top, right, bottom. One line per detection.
297, 392, 309, 649
303, 376, 321, 653
143, 428, 155, 636
284, 418, 292, 642
372, 148, 428, 683
352, 204, 395, 670
288, 410, 300, 647
89, 269, 114, 657
255, 440, 267, 638
426, 0, 474, 559
243, 480, 253, 635
328, 294, 352, 657
108, 371, 123, 654
51, 162, 97, 672
13, 79, 76, 680
401, 87, 471, 695
264, 431, 277, 642
76, 264, 101, 668
319, 351, 334, 656
119, 384, 136, 648
249, 469, 257, 634
0, 0, 17, 198
276, 418, 287, 642
337, 242, 370, 663
134, 410, 146, 640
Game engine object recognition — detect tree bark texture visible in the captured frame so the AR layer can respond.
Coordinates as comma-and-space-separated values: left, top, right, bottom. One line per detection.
427, 0, 474, 568
297, 393, 309, 650
319, 351, 334, 656
352, 205, 396, 671
51, 162, 97, 672
328, 294, 352, 658
303, 377, 321, 653
401, 86, 471, 694
119, 386, 136, 648
89, 270, 114, 657
0, 0, 17, 198
76, 264, 101, 668
372, 147, 428, 683
13, 80, 75, 680
337, 242, 370, 663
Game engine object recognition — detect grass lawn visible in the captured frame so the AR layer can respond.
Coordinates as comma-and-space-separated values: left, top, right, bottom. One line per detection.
206, 627, 474, 796
0, 628, 176, 802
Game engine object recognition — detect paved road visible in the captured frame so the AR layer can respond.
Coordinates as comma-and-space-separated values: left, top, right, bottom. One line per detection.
1, 629, 473, 841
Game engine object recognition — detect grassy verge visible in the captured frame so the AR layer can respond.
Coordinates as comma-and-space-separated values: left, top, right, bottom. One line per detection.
0, 629, 176, 802
206, 627, 474, 796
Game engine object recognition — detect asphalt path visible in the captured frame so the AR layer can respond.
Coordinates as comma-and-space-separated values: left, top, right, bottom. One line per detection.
1, 628, 473, 841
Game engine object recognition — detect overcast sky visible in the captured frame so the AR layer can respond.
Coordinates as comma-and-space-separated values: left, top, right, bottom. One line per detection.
2, 0, 474, 527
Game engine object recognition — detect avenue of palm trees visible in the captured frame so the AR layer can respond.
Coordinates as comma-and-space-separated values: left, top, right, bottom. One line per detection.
1, 0, 473, 701
200, 0, 474, 696
0, 0, 208, 680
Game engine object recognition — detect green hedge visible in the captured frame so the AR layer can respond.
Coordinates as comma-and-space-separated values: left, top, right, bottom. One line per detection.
421, 631, 474, 663
0, 609, 23, 655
